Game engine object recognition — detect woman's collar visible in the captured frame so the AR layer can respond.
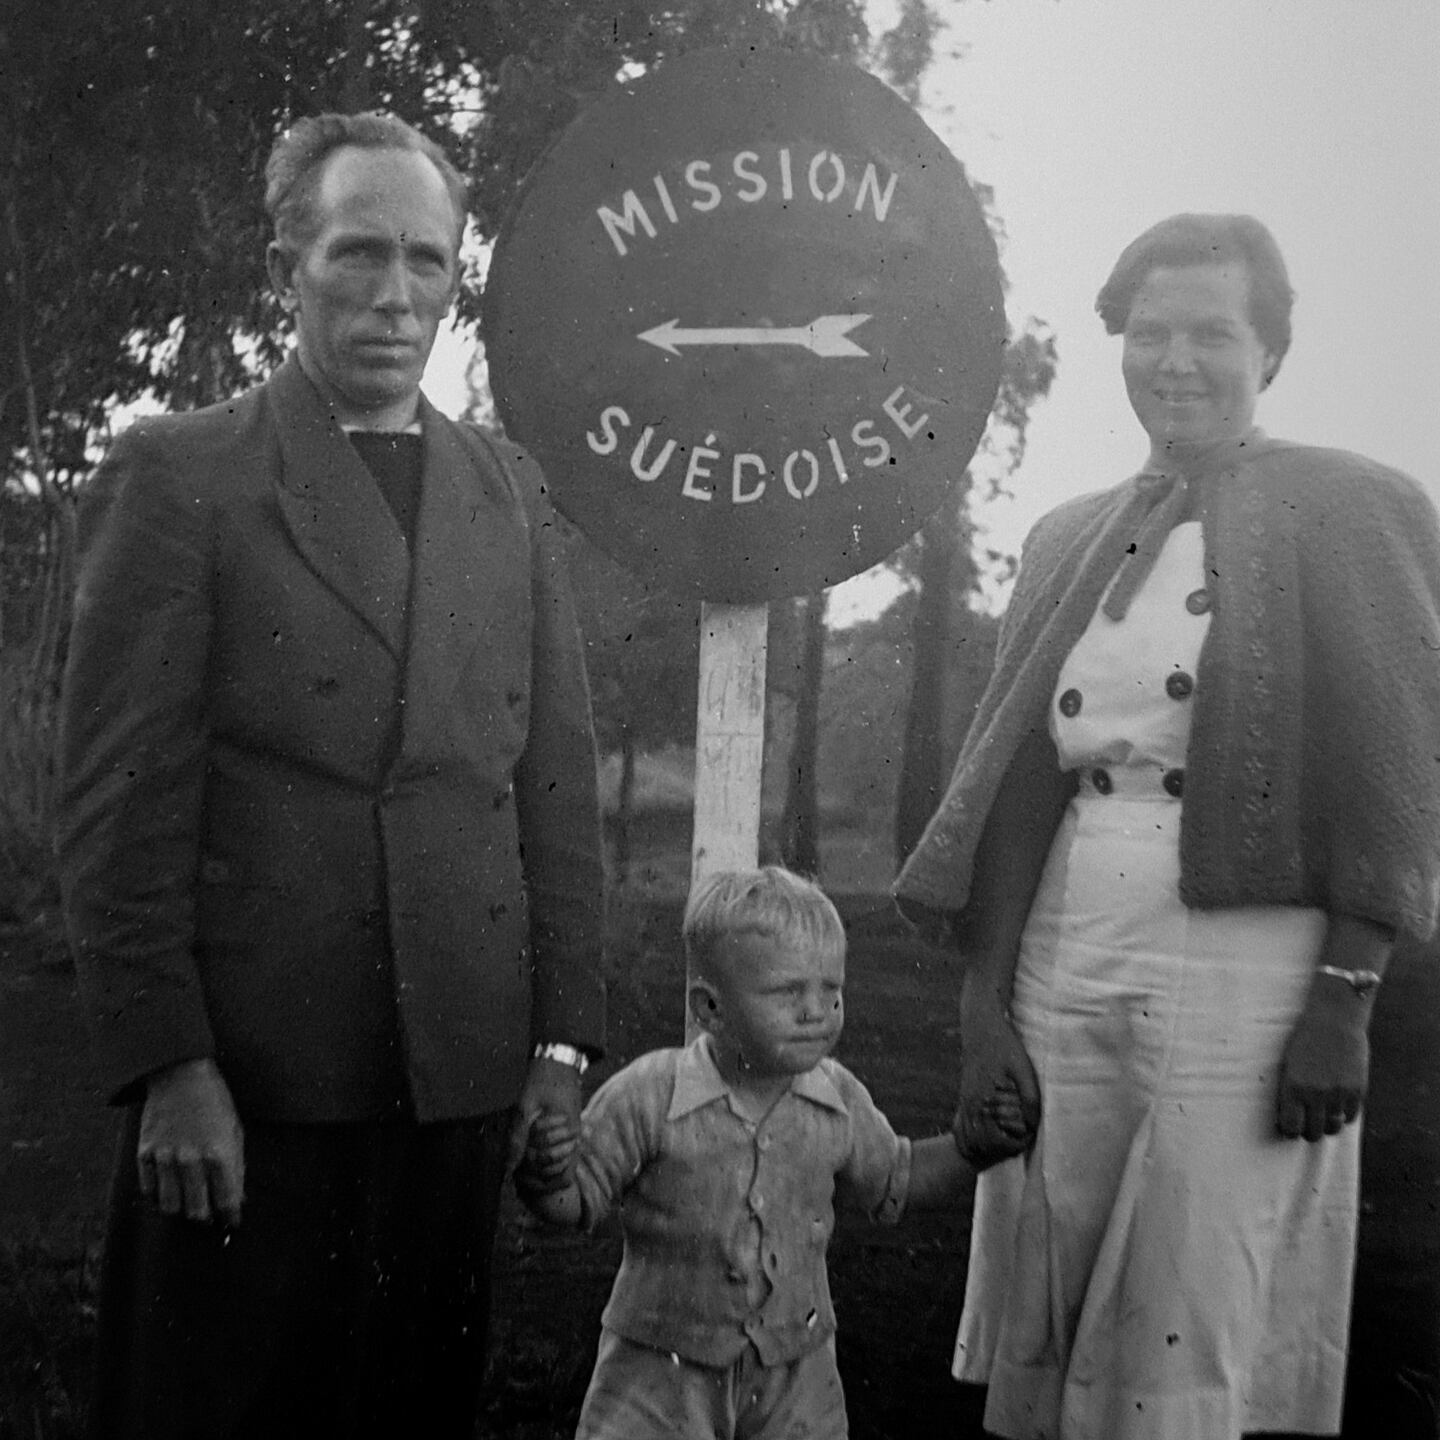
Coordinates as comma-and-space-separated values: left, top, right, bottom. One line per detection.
1140, 426, 1268, 481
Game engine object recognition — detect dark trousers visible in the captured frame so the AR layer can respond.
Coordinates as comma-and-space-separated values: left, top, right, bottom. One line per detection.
89, 1106, 513, 1440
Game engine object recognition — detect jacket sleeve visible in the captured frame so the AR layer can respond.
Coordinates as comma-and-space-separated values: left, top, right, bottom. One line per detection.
893, 487, 1116, 930
500, 440, 608, 1057
54, 424, 217, 1101
1300, 462, 1440, 941
830, 1063, 913, 1226
572, 1052, 668, 1230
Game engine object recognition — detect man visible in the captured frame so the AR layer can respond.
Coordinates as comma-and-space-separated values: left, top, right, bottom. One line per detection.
55, 112, 606, 1438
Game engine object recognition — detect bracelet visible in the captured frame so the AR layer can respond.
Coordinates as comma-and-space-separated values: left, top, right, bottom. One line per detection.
1315, 965, 1382, 997
533, 1041, 590, 1074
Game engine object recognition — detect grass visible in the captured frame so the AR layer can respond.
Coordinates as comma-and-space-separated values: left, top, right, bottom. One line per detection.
2, 864, 1438, 1437
0, 1238, 97, 1440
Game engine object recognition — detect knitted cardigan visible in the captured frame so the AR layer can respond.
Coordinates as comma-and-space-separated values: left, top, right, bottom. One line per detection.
894, 434, 1440, 944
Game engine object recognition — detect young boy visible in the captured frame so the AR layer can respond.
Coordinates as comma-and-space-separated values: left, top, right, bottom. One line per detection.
517, 866, 1025, 1439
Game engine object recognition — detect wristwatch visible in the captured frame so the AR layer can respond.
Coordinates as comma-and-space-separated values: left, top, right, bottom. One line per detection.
533, 1041, 590, 1075
1316, 964, 1382, 997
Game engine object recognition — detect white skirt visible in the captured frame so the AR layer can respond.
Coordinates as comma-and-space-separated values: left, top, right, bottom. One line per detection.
955, 791, 1360, 1440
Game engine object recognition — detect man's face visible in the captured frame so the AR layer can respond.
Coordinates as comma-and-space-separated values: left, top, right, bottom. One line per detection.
270, 145, 460, 430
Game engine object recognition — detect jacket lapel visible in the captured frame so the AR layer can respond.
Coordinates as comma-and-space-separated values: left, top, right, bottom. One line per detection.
397, 400, 522, 758
269, 357, 411, 659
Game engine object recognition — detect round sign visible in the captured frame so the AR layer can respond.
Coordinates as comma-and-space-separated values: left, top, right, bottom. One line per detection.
484, 47, 1005, 601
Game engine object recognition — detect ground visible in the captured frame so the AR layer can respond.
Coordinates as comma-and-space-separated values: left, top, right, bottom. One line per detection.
2, 886, 1437, 1438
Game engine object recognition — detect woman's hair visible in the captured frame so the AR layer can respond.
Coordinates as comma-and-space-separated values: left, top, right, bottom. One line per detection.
264, 111, 469, 260
684, 867, 845, 979
1095, 213, 1295, 372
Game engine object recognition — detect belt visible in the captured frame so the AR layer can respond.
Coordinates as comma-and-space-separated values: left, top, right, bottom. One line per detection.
1076, 765, 1184, 799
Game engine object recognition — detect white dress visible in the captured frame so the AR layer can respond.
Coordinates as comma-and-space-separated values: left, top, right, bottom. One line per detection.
955, 523, 1360, 1440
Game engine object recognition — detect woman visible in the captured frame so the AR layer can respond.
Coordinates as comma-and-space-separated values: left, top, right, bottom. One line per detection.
895, 213, 1440, 1440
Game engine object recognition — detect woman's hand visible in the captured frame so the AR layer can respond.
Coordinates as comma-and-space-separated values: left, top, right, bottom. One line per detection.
1276, 914, 1389, 1141
952, 983, 1042, 1170
929, 731, 1070, 1172
1276, 995, 1370, 1141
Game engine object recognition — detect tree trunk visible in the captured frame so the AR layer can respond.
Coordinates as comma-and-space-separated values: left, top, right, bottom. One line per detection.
4, 177, 75, 885
614, 734, 636, 885
24, 517, 71, 694
341, 0, 374, 113
895, 512, 956, 870
780, 591, 826, 878
168, 326, 233, 414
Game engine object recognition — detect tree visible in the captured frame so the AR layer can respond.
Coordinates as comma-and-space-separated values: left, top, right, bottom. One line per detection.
1, 0, 402, 912
0, 0, 946, 912
892, 318, 1057, 870
1, 0, 940, 607
2, 0, 935, 491
893, 477, 972, 865
566, 532, 697, 883
778, 591, 827, 876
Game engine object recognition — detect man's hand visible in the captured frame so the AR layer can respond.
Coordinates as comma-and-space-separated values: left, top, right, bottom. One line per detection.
138, 1058, 245, 1226
952, 988, 1041, 1171
508, 1054, 584, 1178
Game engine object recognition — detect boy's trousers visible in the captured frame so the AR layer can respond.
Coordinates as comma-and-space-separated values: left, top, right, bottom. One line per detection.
576, 1326, 850, 1439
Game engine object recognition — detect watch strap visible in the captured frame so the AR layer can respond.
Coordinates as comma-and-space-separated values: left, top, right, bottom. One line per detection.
1315, 964, 1382, 997
533, 1041, 590, 1074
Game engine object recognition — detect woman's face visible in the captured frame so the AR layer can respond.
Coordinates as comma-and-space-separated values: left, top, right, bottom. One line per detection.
1122, 262, 1276, 456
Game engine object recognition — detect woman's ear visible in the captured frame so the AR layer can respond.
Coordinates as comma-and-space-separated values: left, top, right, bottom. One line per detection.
688, 979, 722, 1034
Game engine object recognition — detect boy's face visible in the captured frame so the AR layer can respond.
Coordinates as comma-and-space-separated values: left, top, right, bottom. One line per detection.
702, 931, 846, 1082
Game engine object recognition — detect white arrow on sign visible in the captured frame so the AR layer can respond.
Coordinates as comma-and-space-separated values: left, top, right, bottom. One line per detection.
639, 313, 872, 359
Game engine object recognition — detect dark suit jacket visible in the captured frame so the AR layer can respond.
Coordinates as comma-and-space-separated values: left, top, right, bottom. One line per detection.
56, 357, 606, 1122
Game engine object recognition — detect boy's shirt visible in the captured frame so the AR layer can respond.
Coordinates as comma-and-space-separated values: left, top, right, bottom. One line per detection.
572, 1033, 913, 1367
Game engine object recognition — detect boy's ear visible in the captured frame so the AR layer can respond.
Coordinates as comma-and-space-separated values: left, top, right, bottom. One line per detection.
687, 979, 723, 1034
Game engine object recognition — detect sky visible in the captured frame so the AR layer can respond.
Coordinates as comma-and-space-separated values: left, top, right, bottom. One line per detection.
424, 0, 1440, 621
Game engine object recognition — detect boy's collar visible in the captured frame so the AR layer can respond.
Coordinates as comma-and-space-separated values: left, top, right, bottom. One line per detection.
669, 1033, 848, 1122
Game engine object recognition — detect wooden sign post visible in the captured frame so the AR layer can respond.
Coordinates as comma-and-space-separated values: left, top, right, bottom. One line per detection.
692, 602, 768, 882
483, 47, 1004, 1008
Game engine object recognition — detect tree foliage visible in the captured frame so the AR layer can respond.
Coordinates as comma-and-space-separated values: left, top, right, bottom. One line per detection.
1, 0, 1064, 900
0, 0, 947, 902
1, 0, 940, 493
563, 527, 698, 880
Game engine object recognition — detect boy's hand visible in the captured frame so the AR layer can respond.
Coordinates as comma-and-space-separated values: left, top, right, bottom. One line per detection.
516, 1111, 581, 1198
509, 1054, 583, 1173
952, 1004, 1041, 1170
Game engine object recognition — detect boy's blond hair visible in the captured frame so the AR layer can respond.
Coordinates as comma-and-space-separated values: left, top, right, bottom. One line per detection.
683, 867, 845, 980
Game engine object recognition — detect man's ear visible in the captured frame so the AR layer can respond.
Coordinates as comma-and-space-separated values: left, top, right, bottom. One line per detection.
266, 242, 300, 314
687, 979, 722, 1035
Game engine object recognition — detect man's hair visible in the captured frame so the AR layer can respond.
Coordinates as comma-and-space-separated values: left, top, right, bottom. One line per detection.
264, 111, 469, 259
683, 867, 845, 979
1094, 212, 1295, 377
